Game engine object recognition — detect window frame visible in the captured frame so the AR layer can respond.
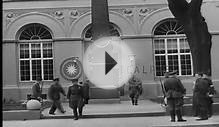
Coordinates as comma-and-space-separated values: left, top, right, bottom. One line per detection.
153, 19, 193, 77
18, 40, 54, 82
17, 23, 54, 82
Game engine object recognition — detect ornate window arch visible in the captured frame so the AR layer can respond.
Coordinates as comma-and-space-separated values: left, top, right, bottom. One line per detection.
83, 23, 121, 39
18, 23, 54, 81
82, 23, 121, 54
153, 19, 193, 76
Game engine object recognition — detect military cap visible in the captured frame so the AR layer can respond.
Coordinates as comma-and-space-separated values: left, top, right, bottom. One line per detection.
164, 70, 177, 76
53, 78, 59, 81
196, 72, 203, 77
168, 70, 177, 75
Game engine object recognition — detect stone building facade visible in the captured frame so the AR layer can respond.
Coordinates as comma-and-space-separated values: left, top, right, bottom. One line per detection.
3, 0, 219, 101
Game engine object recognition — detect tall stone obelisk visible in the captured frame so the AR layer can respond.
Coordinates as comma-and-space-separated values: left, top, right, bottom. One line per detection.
90, 0, 120, 100
91, 0, 110, 40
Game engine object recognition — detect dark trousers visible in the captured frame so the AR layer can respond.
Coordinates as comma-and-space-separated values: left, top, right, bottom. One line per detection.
72, 105, 83, 118
49, 100, 65, 113
195, 96, 209, 119
129, 92, 140, 105
198, 101, 209, 119
131, 97, 138, 105
208, 97, 213, 117
167, 98, 184, 121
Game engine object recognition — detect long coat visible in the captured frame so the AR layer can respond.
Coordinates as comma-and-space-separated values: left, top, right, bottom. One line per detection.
82, 82, 90, 104
128, 77, 142, 98
164, 77, 186, 99
48, 83, 66, 101
67, 84, 84, 109
193, 78, 212, 116
164, 76, 186, 108
32, 82, 41, 99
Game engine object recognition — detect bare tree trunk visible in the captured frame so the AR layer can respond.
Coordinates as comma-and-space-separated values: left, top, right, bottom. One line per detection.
167, 0, 212, 76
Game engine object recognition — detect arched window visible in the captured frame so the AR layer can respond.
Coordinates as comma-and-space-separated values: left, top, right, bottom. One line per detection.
18, 23, 54, 81
84, 23, 120, 39
83, 23, 120, 53
153, 19, 193, 76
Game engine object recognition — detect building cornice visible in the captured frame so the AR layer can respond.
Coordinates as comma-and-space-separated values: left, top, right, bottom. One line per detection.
2, 31, 219, 43
3, 0, 169, 10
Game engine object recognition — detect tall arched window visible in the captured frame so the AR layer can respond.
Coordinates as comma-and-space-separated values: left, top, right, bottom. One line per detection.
18, 23, 54, 81
83, 23, 120, 52
153, 19, 193, 76
83, 23, 120, 39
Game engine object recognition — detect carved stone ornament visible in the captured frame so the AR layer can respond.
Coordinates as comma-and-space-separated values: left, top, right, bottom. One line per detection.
54, 11, 64, 19
139, 8, 149, 16
123, 8, 133, 16
70, 9, 79, 18
6, 13, 14, 19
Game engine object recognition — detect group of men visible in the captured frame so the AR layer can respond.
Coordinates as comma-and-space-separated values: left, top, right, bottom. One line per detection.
32, 77, 90, 120
163, 71, 216, 122
31, 71, 216, 122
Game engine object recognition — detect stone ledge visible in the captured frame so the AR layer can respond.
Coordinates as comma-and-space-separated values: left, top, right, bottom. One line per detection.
3, 110, 41, 121
88, 98, 121, 104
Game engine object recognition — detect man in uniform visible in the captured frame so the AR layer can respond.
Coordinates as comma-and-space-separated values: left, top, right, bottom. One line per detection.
128, 75, 143, 105
203, 74, 216, 117
82, 79, 90, 104
32, 77, 42, 101
67, 79, 84, 120
194, 73, 216, 120
192, 73, 202, 117
48, 78, 66, 115
164, 71, 186, 122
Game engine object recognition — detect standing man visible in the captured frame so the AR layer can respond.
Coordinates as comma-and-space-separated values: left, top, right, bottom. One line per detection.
194, 73, 216, 120
82, 79, 90, 104
164, 71, 186, 122
128, 75, 143, 105
203, 73, 215, 118
48, 78, 66, 115
67, 79, 84, 120
203, 74, 216, 118
192, 73, 202, 117
32, 77, 42, 101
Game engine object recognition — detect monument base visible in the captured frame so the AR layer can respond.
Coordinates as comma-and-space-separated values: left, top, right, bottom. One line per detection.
90, 87, 120, 99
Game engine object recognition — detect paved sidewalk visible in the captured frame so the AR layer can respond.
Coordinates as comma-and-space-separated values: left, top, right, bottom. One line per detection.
42, 100, 166, 118
3, 115, 219, 127
4, 100, 219, 127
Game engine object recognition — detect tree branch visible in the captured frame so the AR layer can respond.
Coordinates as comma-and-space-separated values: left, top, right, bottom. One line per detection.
167, 0, 189, 19
189, 0, 203, 14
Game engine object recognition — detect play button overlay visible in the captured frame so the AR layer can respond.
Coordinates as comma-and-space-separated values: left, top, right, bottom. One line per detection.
105, 51, 117, 75
83, 37, 135, 89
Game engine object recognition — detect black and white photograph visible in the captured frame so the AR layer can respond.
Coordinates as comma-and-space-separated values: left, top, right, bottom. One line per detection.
2, 0, 219, 126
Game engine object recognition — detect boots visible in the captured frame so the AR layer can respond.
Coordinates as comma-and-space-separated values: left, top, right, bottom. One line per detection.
197, 108, 208, 120
73, 109, 78, 120
170, 110, 175, 122
131, 98, 135, 105
134, 99, 138, 105
176, 110, 186, 122
79, 108, 83, 118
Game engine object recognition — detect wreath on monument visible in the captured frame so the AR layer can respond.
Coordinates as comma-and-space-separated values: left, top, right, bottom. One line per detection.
60, 57, 83, 80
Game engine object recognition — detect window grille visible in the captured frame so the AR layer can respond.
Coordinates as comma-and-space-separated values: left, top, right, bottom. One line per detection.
153, 19, 193, 76
18, 23, 53, 81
